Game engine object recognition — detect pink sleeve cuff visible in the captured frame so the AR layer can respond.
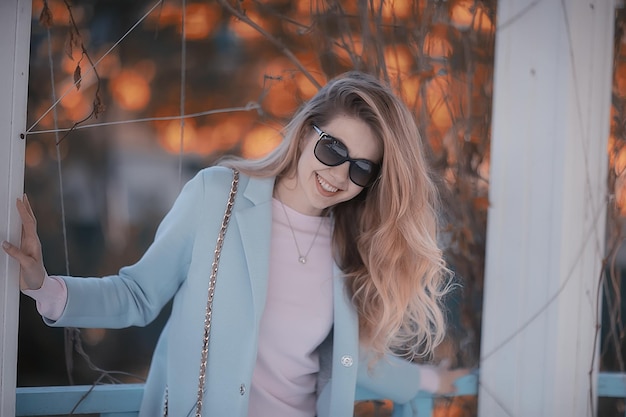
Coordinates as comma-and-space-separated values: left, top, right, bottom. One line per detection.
417, 364, 441, 393
22, 275, 68, 321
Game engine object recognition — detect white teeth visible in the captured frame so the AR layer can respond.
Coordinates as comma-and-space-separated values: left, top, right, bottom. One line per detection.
317, 174, 338, 192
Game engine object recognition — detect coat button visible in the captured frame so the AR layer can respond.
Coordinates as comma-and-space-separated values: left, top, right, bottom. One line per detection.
240, 384, 246, 395
340, 355, 353, 367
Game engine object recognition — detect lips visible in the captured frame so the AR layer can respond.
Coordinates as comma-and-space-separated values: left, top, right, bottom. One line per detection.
316, 173, 339, 193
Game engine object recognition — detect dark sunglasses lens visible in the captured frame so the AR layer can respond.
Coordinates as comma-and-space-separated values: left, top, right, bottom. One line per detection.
314, 136, 378, 187
350, 160, 376, 187
315, 138, 347, 166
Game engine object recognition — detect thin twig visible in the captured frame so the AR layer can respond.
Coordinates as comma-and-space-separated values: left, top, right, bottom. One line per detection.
216, 0, 322, 90
28, 0, 164, 134
26, 103, 262, 136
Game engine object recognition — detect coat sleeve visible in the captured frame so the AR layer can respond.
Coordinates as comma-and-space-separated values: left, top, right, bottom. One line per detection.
356, 350, 438, 404
47, 168, 223, 329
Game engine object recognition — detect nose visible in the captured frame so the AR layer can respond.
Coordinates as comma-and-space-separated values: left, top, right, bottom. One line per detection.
328, 162, 350, 187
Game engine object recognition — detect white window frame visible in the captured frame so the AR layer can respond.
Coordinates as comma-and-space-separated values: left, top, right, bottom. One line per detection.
478, 1, 615, 415
1, 1, 32, 416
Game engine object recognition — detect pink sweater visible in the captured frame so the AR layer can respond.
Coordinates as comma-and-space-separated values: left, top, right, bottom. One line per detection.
247, 199, 334, 416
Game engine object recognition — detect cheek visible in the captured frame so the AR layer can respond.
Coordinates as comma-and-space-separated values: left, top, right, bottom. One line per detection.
297, 154, 315, 178
298, 149, 326, 177
298, 141, 319, 172
342, 184, 364, 202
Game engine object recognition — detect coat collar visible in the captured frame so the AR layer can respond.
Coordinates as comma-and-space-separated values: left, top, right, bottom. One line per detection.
241, 173, 275, 205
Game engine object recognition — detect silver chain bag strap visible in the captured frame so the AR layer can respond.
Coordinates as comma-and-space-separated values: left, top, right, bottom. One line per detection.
196, 169, 239, 416
163, 169, 240, 417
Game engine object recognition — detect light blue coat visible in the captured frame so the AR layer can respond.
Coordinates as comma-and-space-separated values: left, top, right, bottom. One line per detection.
48, 166, 428, 417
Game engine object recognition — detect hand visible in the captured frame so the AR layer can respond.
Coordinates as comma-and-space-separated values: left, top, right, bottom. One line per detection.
2, 194, 48, 290
434, 360, 471, 395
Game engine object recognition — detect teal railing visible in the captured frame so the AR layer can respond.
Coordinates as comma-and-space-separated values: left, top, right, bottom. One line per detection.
14, 372, 626, 417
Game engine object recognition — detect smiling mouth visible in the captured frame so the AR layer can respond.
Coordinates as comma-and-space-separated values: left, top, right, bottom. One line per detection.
317, 173, 339, 193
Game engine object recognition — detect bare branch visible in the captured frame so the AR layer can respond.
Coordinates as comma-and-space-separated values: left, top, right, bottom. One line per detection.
216, 0, 322, 90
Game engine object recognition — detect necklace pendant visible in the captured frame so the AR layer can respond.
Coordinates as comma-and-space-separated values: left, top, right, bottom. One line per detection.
298, 256, 307, 264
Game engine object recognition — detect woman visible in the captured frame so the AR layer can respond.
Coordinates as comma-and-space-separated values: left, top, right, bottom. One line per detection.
3, 71, 466, 417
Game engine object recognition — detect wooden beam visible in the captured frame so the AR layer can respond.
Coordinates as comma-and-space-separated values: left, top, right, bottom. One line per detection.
0, 0, 32, 415
16, 384, 144, 416
479, 1, 614, 416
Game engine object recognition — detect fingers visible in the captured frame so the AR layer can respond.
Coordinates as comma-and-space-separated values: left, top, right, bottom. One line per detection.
14, 195, 42, 255
23, 194, 35, 218
452, 368, 471, 379
22, 194, 36, 224
4, 195, 47, 291
16, 195, 37, 234
3, 239, 46, 290
434, 366, 472, 395
2, 240, 29, 265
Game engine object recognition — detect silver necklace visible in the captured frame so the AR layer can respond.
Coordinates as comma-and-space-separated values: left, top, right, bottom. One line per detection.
278, 198, 324, 264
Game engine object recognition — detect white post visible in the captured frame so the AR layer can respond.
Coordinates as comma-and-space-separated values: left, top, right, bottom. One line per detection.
478, 1, 615, 416
1, 0, 32, 415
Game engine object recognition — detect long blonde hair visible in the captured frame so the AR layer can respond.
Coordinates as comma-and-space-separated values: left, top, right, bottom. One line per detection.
220, 71, 452, 359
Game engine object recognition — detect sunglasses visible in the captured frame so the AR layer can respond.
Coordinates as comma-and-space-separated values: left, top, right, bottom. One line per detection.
312, 125, 380, 187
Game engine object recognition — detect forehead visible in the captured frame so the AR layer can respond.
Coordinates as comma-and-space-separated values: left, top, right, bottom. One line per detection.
320, 115, 383, 162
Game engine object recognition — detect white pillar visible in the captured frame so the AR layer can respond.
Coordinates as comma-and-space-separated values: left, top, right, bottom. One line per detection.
478, 1, 614, 416
1, 1, 32, 415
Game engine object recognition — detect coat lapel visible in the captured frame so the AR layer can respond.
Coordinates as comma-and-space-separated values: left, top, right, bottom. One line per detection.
329, 265, 359, 414
317, 265, 359, 417
234, 175, 275, 322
